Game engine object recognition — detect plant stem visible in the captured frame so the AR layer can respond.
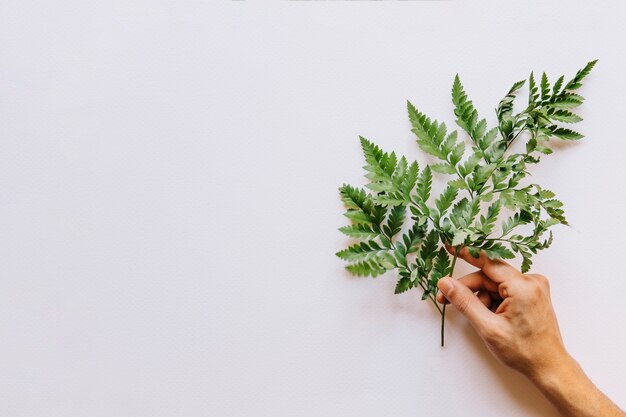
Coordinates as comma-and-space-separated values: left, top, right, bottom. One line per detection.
441, 304, 447, 347
424, 284, 443, 315
441, 246, 460, 347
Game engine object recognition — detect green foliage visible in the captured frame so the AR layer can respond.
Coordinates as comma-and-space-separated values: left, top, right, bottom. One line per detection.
337, 61, 596, 343
360, 137, 419, 206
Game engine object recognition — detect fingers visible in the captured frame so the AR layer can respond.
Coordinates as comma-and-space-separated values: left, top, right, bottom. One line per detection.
435, 271, 497, 303
476, 290, 492, 310
497, 273, 550, 300
445, 244, 523, 284
437, 277, 494, 331
457, 270, 500, 293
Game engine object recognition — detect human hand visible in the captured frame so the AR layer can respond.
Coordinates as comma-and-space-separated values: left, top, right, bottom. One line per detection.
435, 245, 568, 379
436, 246, 626, 416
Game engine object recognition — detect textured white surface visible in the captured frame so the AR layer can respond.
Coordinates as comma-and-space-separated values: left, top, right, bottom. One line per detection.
0, 1, 625, 416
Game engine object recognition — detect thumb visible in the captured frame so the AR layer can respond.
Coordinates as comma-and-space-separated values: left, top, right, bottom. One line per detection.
437, 277, 492, 331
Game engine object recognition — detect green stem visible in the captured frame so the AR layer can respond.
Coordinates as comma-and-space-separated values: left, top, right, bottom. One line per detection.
422, 282, 443, 315
450, 247, 460, 275
441, 246, 460, 347
485, 237, 522, 244
451, 164, 474, 199
441, 305, 447, 347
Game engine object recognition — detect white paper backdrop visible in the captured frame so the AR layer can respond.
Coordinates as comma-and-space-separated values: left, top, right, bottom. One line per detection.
1, 1, 624, 416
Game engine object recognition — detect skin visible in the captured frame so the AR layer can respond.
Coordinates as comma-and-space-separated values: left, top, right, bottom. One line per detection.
436, 245, 625, 417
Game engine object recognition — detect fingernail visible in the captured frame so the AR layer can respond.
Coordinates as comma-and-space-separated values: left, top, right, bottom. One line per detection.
438, 278, 453, 295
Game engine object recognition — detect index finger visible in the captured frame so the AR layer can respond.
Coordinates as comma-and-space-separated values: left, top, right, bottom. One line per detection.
445, 244, 523, 284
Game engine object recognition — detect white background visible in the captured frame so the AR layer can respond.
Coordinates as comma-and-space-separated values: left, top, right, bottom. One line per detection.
1, 1, 625, 416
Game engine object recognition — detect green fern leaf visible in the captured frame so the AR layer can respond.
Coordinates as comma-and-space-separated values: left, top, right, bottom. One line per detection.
339, 224, 379, 240
434, 186, 458, 218
415, 165, 432, 203
346, 260, 387, 277
384, 205, 406, 238
563, 59, 598, 91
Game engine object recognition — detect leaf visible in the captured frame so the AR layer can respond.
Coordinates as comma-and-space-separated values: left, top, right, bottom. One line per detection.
540, 230, 554, 250
336, 241, 388, 262
459, 150, 481, 177
395, 277, 412, 294
536, 186, 556, 200
497, 79, 525, 120
473, 163, 496, 188
373, 195, 409, 207
552, 75, 564, 97
540, 72, 550, 101
345, 260, 387, 277
528, 71, 539, 105
400, 222, 428, 255
474, 119, 487, 142
408, 101, 448, 160
501, 211, 531, 236
441, 130, 459, 155
509, 79, 526, 93
339, 184, 387, 227
384, 205, 406, 238
451, 74, 466, 108
432, 248, 451, 278
549, 109, 583, 123
544, 203, 568, 224
481, 242, 515, 260
360, 136, 396, 188
542, 199, 564, 209
343, 209, 372, 225
547, 126, 584, 140
450, 197, 475, 229
520, 252, 533, 273
477, 201, 501, 235
339, 224, 379, 239
367, 182, 396, 193
415, 165, 432, 203
451, 231, 468, 246
339, 184, 369, 210
360, 138, 421, 204
401, 161, 420, 197
563, 59, 598, 91
479, 127, 499, 150
449, 141, 466, 166
435, 186, 458, 217
447, 178, 467, 190
419, 230, 439, 261
431, 163, 456, 174
452, 75, 483, 142
551, 93, 584, 109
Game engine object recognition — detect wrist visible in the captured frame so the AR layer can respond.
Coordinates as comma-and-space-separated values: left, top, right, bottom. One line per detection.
526, 348, 594, 410
527, 348, 578, 388
524, 348, 622, 416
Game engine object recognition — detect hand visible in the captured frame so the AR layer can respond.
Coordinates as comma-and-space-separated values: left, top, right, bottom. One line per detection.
435, 245, 567, 378
436, 245, 626, 417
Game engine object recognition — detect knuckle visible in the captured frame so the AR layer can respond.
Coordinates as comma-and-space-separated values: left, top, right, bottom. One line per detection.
523, 274, 548, 296
498, 283, 509, 299
527, 273, 549, 287
444, 284, 455, 298
536, 274, 550, 289
535, 274, 550, 292
530, 280, 542, 296
456, 295, 471, 314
